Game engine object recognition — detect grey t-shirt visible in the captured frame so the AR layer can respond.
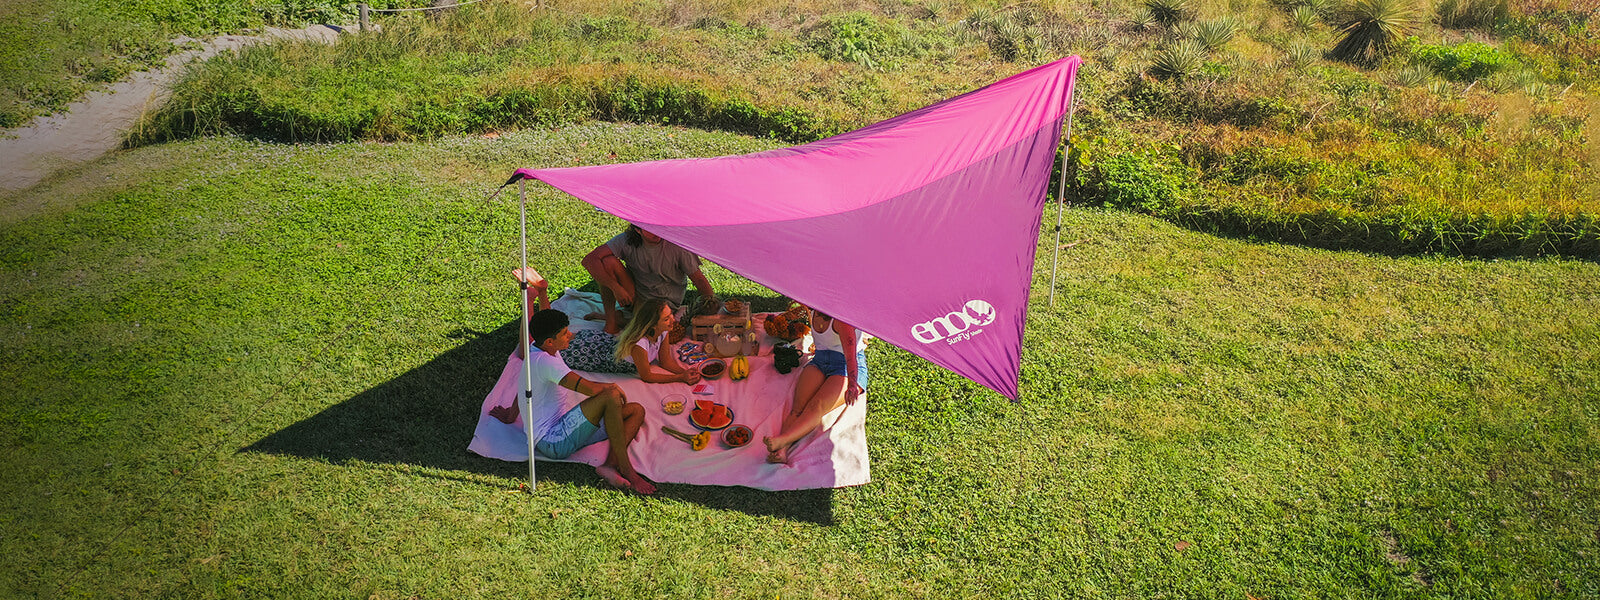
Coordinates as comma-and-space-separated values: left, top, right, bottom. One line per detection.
606, 232, 701, 306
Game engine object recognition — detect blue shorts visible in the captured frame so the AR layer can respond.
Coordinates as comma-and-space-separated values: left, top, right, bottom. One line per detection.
536, 404, 607, 459
808, 349, 869, 388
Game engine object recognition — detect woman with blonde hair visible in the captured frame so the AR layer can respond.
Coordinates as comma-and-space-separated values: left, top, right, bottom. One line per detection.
612, 297, 700, 384
560, 297, 700, 385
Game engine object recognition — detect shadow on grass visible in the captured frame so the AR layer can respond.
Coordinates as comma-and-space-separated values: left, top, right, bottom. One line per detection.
242, 301, 837, 525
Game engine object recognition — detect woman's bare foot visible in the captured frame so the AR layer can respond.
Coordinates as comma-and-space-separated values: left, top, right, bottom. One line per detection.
595, 465, 631, 489
488, 403, 519, 424
766, 445, 791, 465
623, 472, 657, 495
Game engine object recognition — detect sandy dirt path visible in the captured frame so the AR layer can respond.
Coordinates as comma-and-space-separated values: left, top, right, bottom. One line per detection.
0, 24, 362, 193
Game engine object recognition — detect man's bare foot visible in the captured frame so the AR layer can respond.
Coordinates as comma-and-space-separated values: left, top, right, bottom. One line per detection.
488, 403, 519, 424
766, 445, 791, 465
596, 465, 631, 489
623, 472, 656, 495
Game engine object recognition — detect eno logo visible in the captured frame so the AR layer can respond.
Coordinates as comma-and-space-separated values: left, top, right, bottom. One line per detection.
911, 300, 997, 344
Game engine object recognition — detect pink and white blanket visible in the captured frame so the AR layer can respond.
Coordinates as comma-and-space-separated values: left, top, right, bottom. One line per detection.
467, 290, 871, 491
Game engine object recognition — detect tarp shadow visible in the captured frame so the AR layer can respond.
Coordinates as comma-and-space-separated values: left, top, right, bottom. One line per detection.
242, 317, 836, 525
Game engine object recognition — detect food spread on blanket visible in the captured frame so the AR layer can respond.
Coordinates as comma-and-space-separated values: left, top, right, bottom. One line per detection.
661, 393, 687, 415
676, 341, 709, 365
698, 358, 727, 379
763, 307, 812, 342
722, 424, 753, 448
689, 399, 734, 431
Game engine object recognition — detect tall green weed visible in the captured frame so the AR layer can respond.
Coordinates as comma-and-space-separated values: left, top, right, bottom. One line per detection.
1408, 40, 1519, 80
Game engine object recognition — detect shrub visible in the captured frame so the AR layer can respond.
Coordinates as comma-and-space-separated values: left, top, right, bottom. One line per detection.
1436, 0, 1509, 30
802, 12, 923, 69
1131, 9, 1159, 31
1291, 5, 1323, 31
1330, 0, 1420, 65
1145, 0, 1197, 28
1151, 39, 1211, 79
1482, 68, 1542, 92
1284, 42, 1323, 69
1393, 64, 1433, 85
1181, 18, 1242, 52
1088, 152, 1192, 213
1409, 41, 1517, 80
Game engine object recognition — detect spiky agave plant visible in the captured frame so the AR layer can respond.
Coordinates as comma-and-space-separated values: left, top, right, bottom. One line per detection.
1131, 9, 1159, 31
1184, 17, 1240, 51
1145, 0, 1196, 27
1330, 0, 1419, 65
1291, 5, 1321, 31
1283, 42, 1322, 69
1151, 39, 1209, 78
1393, 64, 1432, 86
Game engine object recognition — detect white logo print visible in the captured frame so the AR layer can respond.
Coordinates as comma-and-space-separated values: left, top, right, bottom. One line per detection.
911, 300, 997, 345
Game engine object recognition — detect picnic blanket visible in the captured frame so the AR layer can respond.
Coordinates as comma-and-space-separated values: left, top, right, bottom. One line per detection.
467, 291, 871, 491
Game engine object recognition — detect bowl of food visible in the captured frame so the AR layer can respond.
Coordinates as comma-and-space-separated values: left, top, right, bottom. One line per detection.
697, 358, 727, 380
722, 424, 754, 448
723, 299, 746, 314
661, 393, 687, 415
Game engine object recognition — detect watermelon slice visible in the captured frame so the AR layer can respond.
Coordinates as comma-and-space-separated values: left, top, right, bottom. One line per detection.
696, 399, 715, 412
688, 403, 734, 430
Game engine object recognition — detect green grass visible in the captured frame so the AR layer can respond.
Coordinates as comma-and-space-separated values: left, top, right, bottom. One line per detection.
0, 0, 408, 127
3, 123, 1598, 597
115, 1, 1600, 257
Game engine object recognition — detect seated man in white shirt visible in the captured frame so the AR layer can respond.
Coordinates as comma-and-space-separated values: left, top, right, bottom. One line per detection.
489, 268, 656, 494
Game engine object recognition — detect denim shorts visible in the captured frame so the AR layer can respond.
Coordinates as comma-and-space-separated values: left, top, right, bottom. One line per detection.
536, 404, 607, 459
808, 349, 869, 388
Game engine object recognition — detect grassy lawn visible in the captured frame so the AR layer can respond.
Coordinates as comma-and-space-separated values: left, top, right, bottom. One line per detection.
124, 1, 1600, 255
2, 123, 1597, 597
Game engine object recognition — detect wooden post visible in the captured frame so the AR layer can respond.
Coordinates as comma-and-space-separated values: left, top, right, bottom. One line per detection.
359, 3, 369, 31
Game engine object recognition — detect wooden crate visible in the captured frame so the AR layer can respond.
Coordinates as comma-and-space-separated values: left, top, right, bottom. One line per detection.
690, 305, 753, 355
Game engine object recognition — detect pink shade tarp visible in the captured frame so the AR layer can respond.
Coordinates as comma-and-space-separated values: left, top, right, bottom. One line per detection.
513, 57, 1081, 399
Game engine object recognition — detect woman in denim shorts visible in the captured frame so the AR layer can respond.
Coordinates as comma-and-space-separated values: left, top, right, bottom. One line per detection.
763, 308, 867, 464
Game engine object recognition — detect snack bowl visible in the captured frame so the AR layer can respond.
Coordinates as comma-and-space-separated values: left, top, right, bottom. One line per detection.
661, 393, 687, 415
722, 424, 754, 448
698, 358, 727, 380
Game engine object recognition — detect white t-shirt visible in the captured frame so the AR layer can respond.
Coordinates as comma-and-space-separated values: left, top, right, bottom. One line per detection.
624, 331, 667, 365
523, 349, 574, 439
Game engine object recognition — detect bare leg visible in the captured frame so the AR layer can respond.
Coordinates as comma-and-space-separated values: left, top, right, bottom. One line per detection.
596, 402, 644, 489
767, 366, 824, 462
588, 257, 637, 335
764, 375, 848, 464
580, 389, 655, 494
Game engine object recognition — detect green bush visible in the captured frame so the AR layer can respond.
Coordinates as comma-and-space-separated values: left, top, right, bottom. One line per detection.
1087, 151, 1193, 213
1409, 41, 1518, 80
801, 12, 923, 69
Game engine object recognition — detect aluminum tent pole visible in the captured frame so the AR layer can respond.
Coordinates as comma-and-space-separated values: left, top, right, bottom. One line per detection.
518, 179, 537, 490
1048, 86, 1078, 309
